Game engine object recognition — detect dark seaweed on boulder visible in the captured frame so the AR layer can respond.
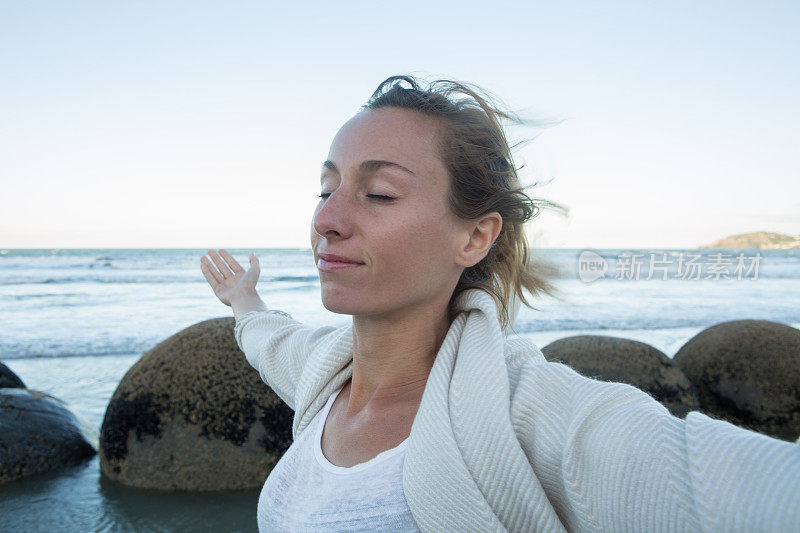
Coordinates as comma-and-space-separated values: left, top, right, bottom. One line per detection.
195, 396, 258, 446
258, 402, 293, 453
101, 392, 169, 462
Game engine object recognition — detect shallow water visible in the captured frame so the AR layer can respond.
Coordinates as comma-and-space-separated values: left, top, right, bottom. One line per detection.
0, 353, 261, 532
0, 458, 259, 532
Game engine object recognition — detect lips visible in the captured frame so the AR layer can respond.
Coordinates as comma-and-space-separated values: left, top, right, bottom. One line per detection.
318, 253, 364, 265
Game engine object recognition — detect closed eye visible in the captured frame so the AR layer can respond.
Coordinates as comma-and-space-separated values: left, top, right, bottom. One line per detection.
316, 193, 395, 202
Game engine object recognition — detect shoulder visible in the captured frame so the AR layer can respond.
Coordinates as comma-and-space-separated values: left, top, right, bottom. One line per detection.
503, 335, 578, 393
503, 336, 574, 410
502, 335, 546, 368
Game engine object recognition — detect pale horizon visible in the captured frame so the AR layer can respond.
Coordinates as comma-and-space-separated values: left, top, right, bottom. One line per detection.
2, 2, 798, 250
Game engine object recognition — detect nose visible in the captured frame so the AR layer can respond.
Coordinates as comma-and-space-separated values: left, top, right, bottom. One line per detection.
312, 188, 355, 240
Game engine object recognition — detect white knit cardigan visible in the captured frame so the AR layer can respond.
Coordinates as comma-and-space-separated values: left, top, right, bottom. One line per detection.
234, 288, 800, 532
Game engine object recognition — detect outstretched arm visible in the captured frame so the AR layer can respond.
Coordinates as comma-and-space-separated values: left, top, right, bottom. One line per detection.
234, 308, 337, 410
510, 360, 800, 532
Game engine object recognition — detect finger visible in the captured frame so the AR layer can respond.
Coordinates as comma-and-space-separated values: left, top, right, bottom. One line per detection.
201, 256, 223, 284
219, 249, 244, 274
208, 249, 234, 278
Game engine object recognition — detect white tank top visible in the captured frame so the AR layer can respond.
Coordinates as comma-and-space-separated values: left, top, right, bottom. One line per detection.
256, 384, 421, 532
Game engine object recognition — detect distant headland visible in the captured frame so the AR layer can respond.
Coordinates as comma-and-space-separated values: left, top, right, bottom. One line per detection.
700, 231, 800, 250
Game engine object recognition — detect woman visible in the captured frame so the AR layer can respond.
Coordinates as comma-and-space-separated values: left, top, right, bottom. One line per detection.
200, 75, 800, 532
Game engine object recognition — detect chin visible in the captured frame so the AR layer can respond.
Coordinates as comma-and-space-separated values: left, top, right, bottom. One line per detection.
319, 286, 366, 316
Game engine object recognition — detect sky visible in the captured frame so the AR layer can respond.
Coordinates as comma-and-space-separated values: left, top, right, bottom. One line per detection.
1, 1, 798, 250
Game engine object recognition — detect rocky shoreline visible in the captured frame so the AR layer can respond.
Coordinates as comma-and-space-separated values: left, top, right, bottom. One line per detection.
2, 318, 799, 490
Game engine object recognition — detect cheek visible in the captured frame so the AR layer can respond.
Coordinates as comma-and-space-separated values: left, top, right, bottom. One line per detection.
374, 211, 456, 275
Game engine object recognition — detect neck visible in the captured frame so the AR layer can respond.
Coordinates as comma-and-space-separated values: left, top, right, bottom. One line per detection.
343, 299, 452, 419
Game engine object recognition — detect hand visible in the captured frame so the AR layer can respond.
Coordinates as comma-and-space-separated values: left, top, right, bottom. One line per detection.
200, 249, 260, 307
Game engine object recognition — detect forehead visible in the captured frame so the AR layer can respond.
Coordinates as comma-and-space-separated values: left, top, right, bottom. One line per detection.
326, 107, 447, 179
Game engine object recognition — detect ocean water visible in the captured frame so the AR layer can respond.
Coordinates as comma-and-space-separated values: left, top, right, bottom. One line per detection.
1, 247, 799, 532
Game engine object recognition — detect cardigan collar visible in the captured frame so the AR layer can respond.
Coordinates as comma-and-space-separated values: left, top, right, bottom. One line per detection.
291, 288, 565, 532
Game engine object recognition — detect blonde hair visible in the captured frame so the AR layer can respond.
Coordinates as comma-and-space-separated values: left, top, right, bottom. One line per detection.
364, 74, 569, 333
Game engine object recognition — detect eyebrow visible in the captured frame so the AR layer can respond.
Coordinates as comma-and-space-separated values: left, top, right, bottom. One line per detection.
321, 159, 416, 177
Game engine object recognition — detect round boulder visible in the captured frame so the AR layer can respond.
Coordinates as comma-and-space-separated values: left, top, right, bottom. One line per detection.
99, 316, 294, 491
0, 388, 97, 484
673, 319, 800, 441
1, 361, 25, 388
542, 335, 700, 418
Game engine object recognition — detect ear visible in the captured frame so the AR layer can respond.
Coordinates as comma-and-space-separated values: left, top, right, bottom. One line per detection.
455, 212, 503, 268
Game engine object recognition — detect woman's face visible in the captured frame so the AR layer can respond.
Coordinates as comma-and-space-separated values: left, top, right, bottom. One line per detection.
310, 107, 470, 317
